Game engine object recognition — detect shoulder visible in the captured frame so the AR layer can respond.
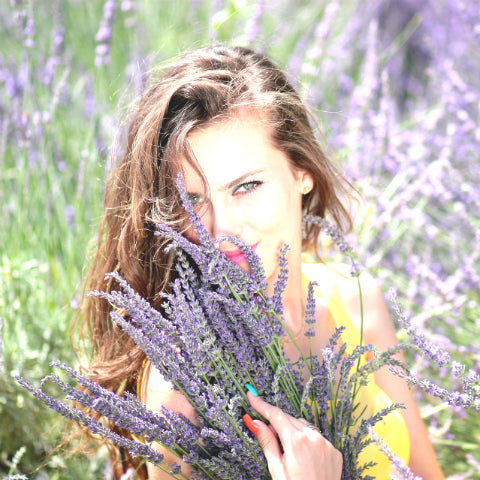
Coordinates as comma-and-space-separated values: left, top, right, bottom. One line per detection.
303, 262, 395, 347
303, 261, 377, 300
142, 361, 197, 423
141, 364, 197, 479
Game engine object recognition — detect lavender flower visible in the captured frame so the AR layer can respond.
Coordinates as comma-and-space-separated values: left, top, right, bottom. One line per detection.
244, 0, 265, 44
388, 289, 480, 412
303, 214, 363, 277
17, 192, 409, 478
16, 375, 167, 467
42, 7, 65, 86
17, 174, 478, 478
95, 0, 117, 67
304, 280, 318, 337
367, 426, 420, 480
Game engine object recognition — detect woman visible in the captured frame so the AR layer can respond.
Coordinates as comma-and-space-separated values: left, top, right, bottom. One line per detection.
76, 45, 444, 479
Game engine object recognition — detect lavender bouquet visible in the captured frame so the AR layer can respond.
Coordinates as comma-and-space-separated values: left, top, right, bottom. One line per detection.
16, 177, 480, 479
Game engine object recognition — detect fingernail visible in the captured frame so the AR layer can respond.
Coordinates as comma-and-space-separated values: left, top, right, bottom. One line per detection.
243, 414, 259, 435
245, 383, 259, 396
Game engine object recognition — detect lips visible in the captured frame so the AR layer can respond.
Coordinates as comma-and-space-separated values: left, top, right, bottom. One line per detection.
223, 242, 258, 265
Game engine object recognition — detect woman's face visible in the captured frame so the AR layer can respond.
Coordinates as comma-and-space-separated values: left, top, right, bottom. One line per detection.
183, 113, 312, 286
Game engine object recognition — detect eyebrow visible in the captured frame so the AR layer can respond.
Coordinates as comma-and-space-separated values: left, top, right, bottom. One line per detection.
219, 169, 265, 191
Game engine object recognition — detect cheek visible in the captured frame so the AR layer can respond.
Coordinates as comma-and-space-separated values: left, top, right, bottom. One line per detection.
254, 187, 302, 230
181, 204, 213, 244
251, 199, 299, 254
246, 206, 283, 242
183, 225, 200, 244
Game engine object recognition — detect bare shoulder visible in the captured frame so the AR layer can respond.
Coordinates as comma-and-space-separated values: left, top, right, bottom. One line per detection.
143, 362, 197, 422
142, 363, 197, 480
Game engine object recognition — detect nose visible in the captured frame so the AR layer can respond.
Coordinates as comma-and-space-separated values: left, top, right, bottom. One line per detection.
205, 198, 241, 242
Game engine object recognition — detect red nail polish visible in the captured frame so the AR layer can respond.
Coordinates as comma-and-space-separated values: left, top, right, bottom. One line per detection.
243, 414, 259, 435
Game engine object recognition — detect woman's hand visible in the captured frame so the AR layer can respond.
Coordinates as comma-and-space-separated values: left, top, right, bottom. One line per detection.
245, 392, 343, 480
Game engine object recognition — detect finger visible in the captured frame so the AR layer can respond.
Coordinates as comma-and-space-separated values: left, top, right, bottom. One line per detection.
297, 417, 322, 435
247, 392, 295, 432
243, 415, 284, 479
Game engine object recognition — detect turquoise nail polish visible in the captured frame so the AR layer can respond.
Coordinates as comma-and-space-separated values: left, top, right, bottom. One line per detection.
245, 383, 258, 396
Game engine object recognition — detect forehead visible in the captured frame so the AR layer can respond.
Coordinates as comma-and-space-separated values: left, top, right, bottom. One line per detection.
183, 114, 290, 188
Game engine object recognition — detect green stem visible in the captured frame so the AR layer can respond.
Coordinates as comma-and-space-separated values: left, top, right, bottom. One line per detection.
222, 405, 271, 477
343, 276, 365, 439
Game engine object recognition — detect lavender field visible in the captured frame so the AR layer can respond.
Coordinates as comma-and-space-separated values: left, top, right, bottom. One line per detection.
1, 0, 479, 478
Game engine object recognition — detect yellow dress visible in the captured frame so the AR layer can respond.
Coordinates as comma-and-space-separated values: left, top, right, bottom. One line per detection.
302, 263, 411, 478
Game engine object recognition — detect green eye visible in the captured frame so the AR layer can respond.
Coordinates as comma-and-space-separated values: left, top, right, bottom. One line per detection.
234, 181, 263, 195
187, 193, 204, 206
242, 181, 258, 191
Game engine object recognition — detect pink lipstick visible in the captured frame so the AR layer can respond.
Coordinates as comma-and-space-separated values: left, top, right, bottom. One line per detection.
223, 242, 258, 265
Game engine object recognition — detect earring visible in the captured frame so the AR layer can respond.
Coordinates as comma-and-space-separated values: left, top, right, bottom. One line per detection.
302, 185, 312, 195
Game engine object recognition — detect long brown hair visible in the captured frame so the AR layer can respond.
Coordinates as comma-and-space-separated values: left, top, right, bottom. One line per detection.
73, 44, 353, 477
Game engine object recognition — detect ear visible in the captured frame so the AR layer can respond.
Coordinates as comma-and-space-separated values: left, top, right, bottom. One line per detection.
297, 169, 314, 195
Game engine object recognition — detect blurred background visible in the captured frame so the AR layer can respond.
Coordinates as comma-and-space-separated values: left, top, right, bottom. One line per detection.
1, 0, 479, 478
